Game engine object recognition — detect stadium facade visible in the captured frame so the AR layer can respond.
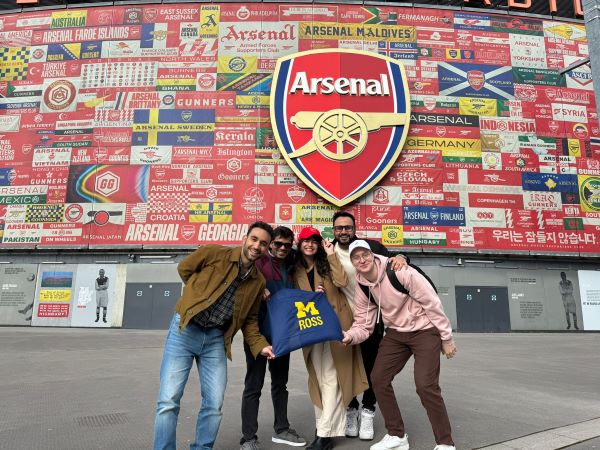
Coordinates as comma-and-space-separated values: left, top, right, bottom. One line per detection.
0, 1, 598, 331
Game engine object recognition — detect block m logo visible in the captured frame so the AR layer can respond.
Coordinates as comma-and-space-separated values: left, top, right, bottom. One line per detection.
295, 301, 320, 318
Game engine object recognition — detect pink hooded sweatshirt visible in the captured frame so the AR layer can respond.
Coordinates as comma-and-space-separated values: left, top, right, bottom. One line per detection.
346, 254, 453, 345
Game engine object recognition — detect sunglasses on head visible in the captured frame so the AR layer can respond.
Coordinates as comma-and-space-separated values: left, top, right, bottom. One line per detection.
272, 241, 293, 249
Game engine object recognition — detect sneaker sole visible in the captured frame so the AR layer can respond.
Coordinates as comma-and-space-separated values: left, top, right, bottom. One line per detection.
271, 437, 307, 447
359, 435, 374, 441
370, 444, 409, 450
345, 433, 359, 438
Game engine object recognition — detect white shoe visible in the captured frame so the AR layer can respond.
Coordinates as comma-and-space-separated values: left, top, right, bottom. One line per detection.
434, 446, 456, 450
370, 433, 409, 450
345, 407, 359, 437
359, 408, 375, 440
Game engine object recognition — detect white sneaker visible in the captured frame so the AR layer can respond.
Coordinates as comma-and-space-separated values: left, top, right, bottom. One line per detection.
434, 446, 456, 450
359, 408, 375, 440
370, 433, 409, 450
345, 407, 359, 437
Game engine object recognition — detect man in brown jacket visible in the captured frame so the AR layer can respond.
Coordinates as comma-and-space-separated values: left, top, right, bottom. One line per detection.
153, 221, 276, 450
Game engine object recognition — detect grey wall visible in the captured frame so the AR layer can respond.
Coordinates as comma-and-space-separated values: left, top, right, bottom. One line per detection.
126, 263, 181, 283
1, 254, 599, 330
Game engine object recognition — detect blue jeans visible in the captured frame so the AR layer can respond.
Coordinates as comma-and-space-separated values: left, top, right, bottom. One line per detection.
153, 314, 228, 450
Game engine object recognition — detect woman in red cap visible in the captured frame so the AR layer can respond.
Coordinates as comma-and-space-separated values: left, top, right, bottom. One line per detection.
293, 226, 368, 450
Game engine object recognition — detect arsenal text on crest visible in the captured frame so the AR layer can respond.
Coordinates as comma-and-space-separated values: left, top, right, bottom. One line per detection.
290, 72, 390, 96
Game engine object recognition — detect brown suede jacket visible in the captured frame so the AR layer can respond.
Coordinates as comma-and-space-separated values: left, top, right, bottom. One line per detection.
175, 245, 268, 360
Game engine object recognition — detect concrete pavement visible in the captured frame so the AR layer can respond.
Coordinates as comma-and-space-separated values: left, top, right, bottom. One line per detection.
0, 327, 598, 450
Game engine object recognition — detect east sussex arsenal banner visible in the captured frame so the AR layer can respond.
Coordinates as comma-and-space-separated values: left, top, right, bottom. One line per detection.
270, 49, 411, 206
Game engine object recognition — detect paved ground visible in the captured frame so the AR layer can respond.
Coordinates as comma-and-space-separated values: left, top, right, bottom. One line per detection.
0, 327, 599, 450
563, 437, 600, 450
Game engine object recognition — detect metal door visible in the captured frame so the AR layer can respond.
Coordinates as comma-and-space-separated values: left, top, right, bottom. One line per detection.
455, 286, 510, 332
482, 287, 510, 332
150, 283, 182, 329
122, 283, 181, 329
123, 283, 153, 329
455, 286, 484, 332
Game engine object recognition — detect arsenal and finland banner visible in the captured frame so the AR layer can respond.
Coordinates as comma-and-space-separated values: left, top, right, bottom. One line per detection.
270, 49, 411, 206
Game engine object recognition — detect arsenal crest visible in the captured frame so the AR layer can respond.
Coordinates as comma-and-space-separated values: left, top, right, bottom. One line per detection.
467, 70, 485, 91
270, 49, 411, 206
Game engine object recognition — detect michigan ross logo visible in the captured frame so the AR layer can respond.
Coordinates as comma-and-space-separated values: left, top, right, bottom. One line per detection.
295, 301, 323, 330
270, 49, 411, 206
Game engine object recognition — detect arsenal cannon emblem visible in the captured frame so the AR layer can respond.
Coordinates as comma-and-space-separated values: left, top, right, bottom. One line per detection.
270, 49, 411, 207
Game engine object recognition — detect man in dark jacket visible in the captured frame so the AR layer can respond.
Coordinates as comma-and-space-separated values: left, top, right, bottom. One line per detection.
240, 226, 306, 449
331, 211, 408, 441
154, 221, 275, 450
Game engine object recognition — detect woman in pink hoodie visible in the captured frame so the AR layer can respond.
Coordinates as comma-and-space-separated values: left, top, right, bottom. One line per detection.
342, 240, 457, 450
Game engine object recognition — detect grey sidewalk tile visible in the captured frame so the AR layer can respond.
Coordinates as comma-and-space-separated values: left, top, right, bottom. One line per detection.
556, 418, 600, 440
478, 418, 600, 450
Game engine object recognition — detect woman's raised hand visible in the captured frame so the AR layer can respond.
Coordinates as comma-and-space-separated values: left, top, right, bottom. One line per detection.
322, 238, 334, 255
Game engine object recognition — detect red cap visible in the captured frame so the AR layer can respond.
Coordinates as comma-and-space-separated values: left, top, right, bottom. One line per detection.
298, 226, 322, 241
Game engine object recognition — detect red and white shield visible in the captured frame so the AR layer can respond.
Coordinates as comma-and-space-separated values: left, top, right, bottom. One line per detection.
279, 205, 292, 221
181, 225, 196, 240
467, 70, 485, 91
270, 49, 411, 207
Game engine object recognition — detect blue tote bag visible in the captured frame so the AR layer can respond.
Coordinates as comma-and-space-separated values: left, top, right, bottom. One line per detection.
267, 288, 343, 357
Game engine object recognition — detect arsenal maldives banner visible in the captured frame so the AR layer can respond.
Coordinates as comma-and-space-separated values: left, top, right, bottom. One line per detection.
0, 4, 598, 255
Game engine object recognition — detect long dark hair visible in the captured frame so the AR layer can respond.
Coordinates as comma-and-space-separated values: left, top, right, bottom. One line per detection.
293, 237, 331, 279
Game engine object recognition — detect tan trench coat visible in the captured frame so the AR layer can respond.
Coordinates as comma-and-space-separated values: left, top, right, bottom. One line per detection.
294, 252, 368, 409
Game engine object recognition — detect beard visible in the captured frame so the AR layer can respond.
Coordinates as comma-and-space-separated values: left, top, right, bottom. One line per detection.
337, 234, 353, 245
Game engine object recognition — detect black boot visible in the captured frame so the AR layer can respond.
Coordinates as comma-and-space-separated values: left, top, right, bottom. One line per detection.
102, 308, 107, 323
566, 313, 570, 330
307, 436, 333, 450
574, 315, 579, 330
95, 309, 100, 323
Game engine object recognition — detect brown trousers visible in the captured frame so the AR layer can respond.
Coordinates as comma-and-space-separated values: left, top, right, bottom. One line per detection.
371, 327, 454, 446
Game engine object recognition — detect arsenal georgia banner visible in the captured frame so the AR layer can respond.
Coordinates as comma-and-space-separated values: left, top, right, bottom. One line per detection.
270, 49, 411, 206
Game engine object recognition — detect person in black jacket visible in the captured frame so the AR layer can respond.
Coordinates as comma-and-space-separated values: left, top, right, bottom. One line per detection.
330, 211, 408, 441
240, 226, 306, 450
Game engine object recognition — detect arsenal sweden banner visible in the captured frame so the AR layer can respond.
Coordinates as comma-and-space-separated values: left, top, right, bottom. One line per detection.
267, 288, 343, 357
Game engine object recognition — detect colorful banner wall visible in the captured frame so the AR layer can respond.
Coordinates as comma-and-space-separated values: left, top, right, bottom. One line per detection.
0, 4, 598, 254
